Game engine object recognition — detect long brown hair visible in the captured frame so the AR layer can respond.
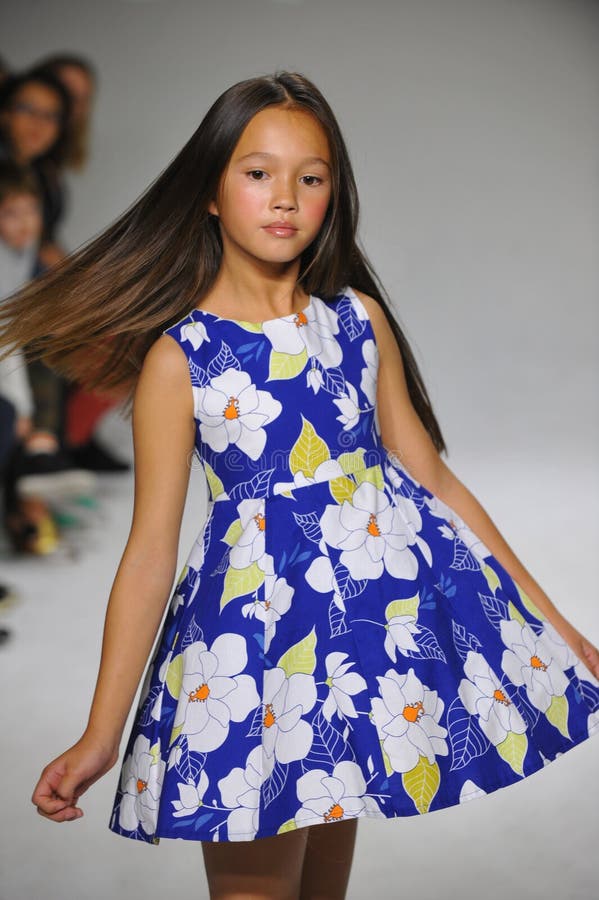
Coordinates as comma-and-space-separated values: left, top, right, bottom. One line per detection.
0, 70, 447, 454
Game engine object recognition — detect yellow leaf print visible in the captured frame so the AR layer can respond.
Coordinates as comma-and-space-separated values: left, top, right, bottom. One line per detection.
380, 740, 394, 777
402, 756, 441, 814
289, 417, 330, 480
337, 448, 366, 476
277, 818, 299, 834
267, 347, 308, 381
385, 594, 421, 622
545, 694, 571, 739
277, 626, 317, 676
204, 460, 225, 501
481, 562, 501, 595
354, 464, 385, 490
495, 730, 528, 776
165, 652, 183, 700
220, 561, 265, 611
329, 475, 357, 505
515, 581, 547, 622
169, 722, 183, 747
508, 600, 526, 627
222, 519, 243, 547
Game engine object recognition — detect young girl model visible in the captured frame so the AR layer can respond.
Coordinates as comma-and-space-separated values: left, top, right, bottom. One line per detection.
2, 71, 597, 899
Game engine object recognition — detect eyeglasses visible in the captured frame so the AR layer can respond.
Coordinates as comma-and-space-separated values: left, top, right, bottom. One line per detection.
10, 101, 62, 124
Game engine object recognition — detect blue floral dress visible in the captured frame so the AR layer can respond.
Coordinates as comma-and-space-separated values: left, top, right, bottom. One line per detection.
108, 285, 599, 844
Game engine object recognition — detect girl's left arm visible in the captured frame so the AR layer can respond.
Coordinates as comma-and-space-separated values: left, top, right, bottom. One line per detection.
355, 288, 599, 680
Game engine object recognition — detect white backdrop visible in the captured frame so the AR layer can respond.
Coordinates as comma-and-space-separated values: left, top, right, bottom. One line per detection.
1, 2, 597, 899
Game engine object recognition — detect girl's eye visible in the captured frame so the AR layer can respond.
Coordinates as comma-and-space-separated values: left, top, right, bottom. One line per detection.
247, 169, 267, 180
301, 175, 323, 186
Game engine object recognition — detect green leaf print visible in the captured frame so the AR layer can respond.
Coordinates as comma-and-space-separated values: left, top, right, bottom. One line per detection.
267, 347, 308, 381
166, 652, 183, 700
481, 562, 501, 595
277, 626, 317, 676
220, 561, 265, 611
329, 475, 357, 504
385, 594, 421, 622
337, 448, 367, 476
515, 581, 547, 622
204, 461, 225, 501
289, 417, 330, 480
545, 694, 571, 739
495, 730, 527, 775
402, 756, 441, 814
354, 464, 385, 490
221, 519, 243, 546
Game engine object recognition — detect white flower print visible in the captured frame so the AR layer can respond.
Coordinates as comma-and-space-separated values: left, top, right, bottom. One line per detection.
322, 652, 367, 722
500, 620, 570, 713
171, 769, 209, 818
295, 761, 385, 827
173, 634, 260, 753
194, 368, 282, 460
306, 365, 324, 394
371, 667, 449, 773
333, 381, 360, 430
262, 667, 317, 771
458, 650, 527, 744
272, 457, 346, 496
304, 553, 346, 611
360, 338, 378, 404
320, 481, 420, 581
118, 734, 165, 833
540, 619, 599, 688
218, 745, 264, 840
263, 300, 343, 368
229, 498, 272, 572
179, 318, 211, 350
241, 570, 294, 653
384, 614, 421, 662
425, 494, 491, 563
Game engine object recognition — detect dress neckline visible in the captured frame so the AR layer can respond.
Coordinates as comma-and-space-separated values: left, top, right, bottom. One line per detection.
190, 294, 316, 327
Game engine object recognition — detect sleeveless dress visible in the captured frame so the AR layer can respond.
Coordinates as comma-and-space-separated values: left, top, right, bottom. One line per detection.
108, 285, 599, 844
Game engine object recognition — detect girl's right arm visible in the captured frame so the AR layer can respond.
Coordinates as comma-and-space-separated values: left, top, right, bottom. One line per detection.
31, 334, 195, 823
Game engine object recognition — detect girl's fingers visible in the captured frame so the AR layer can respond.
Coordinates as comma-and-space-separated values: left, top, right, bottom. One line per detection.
37, 804, 83, 822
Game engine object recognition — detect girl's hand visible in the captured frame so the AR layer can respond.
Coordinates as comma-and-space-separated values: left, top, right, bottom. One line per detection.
550, 614, 599, 681
31, 732, 120, 823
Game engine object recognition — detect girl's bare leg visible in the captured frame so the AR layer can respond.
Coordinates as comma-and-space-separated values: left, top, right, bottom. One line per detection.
201, 826, 310, 900
299, 819, 358, 900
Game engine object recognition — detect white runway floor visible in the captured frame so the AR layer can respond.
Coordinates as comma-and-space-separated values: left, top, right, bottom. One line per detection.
1, 413, 598, 900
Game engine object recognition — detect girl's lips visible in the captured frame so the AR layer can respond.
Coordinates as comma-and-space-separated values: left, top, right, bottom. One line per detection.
262, 225, 298, 237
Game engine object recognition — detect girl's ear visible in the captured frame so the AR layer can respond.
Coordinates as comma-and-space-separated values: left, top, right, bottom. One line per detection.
208, 199, 219, 216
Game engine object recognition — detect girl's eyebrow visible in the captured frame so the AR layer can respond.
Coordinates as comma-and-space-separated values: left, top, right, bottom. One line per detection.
236, 151, 330, 169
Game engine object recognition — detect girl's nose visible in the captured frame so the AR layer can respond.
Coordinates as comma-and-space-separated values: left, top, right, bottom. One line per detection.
272, 178, 297, 211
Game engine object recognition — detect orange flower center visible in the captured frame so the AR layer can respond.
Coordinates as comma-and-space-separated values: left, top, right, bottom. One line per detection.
324, 803, 344, 822
530, 655, 547, 671
189, 682, 210, 702
367, 513, 380, 537
493, 688, 511, 705
254, 512, 266, 531
402, 700, 424, 723
136, 779, 147, 794
223, 396, 240, 420
263, 702, 276, 728
295, 310, 308, 327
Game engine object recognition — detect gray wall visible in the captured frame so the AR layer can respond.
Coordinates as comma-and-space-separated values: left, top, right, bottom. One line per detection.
2, 0, 597, 461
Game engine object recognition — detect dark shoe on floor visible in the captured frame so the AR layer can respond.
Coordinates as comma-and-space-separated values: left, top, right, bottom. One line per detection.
15, 447, 97, 500
0, 627, 12, 646
0, 583, 20, 610
68, 437, 131, 472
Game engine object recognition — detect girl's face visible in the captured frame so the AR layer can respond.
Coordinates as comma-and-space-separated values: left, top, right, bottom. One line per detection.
0, 191, 42, 250
209, 106, 332, 270
1, 82, 62, 162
